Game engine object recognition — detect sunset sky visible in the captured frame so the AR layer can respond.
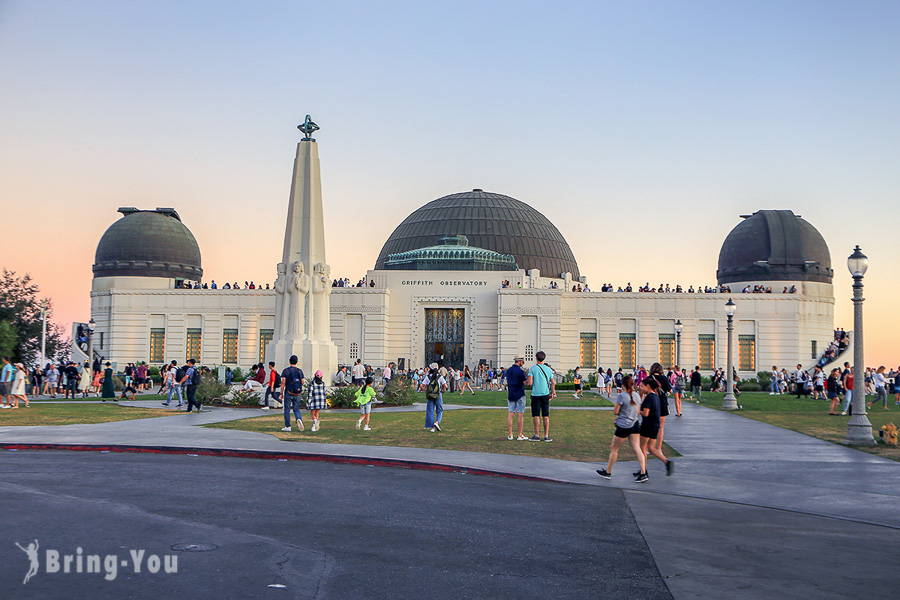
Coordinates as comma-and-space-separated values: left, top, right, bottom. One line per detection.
1, 1, 897, 366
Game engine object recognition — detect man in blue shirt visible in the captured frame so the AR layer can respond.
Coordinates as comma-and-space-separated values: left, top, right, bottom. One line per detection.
1, 356, 14, 408
526, 351, 556, 442
505, 357, 528, 441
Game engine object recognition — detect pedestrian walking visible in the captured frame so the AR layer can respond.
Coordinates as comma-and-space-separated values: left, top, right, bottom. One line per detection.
355, 376, 376, 431
422, 363, 446, 432
181, 359, 202, 412
263, 361, 280, 410
162, 361, 184, 407
459, 365, 475, 395
351, 359, 365, 386
672, 365, 686, 416
572, 367, 584, 398
0, 356, 13, 407
596, 374, 646, 482
306, 370, 328, 431
637, 377, 673, 478
869, 366, 889, 410
648, 363, 672, 452
827, 368, 842, 415
526, 351, 555, 442
100, 362, 116, 400
280, 355, 305, 431
505, 356, 528, 440
10, 363, 29, 408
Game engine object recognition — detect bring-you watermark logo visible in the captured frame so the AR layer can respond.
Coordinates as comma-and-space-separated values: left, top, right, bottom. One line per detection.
15, 540, 178, 584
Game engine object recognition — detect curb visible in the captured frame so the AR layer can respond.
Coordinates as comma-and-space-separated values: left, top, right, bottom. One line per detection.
0, 442, 561, 484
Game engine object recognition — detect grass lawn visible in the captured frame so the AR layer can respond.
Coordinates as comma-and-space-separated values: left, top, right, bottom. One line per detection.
693, 391, 900, 461
207, 408, 675, 463
0, 403, 176, 426
426, 389, 612, 408
29, 393, 169, 402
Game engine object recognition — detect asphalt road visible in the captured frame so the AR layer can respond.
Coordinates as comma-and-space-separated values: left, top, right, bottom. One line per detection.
0, 451, 671, 600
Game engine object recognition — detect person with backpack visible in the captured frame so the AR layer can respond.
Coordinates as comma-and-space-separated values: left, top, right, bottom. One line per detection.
263, 361, 280, 410
280, 355, 305, 432
355, 376, 377, 431
526, 351, 555, 442
614, 368, 624, 395
422, 363, 446, 432
672, 365, 686, 417
648, 363, 672, 452
180, 359, 202, 413
307, 370, 328, 431
505, 356, 528, 441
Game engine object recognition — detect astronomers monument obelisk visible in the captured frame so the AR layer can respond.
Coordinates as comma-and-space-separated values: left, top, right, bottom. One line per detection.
267, 116, 337, 377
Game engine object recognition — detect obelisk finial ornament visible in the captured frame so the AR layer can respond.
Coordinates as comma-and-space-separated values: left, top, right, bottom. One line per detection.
298, 114, 319, 141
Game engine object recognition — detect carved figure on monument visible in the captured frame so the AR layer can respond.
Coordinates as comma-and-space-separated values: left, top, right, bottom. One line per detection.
287, 261, 311, 338
273, 262, 289, 336
311, 262, 332, 341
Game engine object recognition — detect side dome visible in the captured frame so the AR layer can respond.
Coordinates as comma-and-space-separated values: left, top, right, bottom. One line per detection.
93, 207, 203, 280
374, 190, 580, 278
717, 210, 832, 285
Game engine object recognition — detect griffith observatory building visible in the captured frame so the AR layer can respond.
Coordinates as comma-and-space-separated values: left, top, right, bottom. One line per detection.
83, 130, 837, 377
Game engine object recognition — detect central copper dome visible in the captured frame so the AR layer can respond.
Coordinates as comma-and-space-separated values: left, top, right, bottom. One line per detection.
375, 190, 580, 278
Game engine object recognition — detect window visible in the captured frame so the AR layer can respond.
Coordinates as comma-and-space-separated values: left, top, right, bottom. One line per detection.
223, 329, 238, 364
619, 333, 635, 370
580, 333, 597, 369
739, 335, 756, 371
659, 334, 675, 368
259, 329, 273, 364
524, 344, 534, 362
698, 334, 716, 370
186, 328, 202, 362
149, 328, 165, 363
349, 342, 359, 361
811, 340, 817, 360
99, 332, 104, 349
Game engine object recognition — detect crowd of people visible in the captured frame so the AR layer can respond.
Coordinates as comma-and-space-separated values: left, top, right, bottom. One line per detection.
331, 278, 374, 288
538, 282, 802, 294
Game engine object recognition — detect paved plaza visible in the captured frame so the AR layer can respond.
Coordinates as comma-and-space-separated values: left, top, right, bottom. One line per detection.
1, 400, 897, 598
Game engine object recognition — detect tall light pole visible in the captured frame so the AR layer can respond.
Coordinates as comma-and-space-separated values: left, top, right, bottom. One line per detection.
40, 301, 49, 367
674, 319, 683, 367
87, 318, 96, 370
844, 246, 875, 445
722, 298, 738, 410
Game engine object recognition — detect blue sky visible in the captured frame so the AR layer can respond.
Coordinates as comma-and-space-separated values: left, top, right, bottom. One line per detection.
2, 0, 898, 362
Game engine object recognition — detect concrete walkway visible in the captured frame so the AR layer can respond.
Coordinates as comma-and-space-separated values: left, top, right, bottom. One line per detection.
1, 397, 898, 598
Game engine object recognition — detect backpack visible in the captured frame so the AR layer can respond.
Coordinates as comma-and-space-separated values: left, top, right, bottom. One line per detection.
284, 367, 304, 394
175, 366, 186, 382
191, 367, 201, 386
676, 372, 686, 387
426, 377, 440, 401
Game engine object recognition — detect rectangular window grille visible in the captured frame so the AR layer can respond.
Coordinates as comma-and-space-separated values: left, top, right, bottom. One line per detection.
659, 334, 675, 368
811, 340, 817, 360
739, 335, 756, 372
524, 344, 534, 362
149, 328, 165, 363
223, 329, 238, 364
580, 333, 597, 369
619, 333, 635, 370
259, 329, 273, 364
349, 342, 359, 361
186, 328, 202, 362
698, 334, 715, 370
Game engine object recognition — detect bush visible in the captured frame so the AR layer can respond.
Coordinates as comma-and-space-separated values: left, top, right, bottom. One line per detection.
112, 375, 124, 391
196, 374, 228, 403
737, 382, 761, 392
148, 366, 160, 384
231, 367, 245, 382
227, 389, 261, 407
327, 386, 359, 409
756, 371, 772, 387
382, 379, 417, 406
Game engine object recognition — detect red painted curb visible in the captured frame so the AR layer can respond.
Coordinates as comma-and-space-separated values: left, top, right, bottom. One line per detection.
0, 443, 558, 483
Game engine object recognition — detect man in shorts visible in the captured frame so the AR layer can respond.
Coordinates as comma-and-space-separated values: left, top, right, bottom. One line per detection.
505, 357, 528, 441
0, 356, 13, 407
526, 351, 555, 442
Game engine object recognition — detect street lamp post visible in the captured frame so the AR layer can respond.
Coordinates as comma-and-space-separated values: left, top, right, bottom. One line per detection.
844, 245, 875, 445
722, 299, 739, 410
87, 318, 96, 370
674, 319, 683, 367
40, 301, 48, 368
